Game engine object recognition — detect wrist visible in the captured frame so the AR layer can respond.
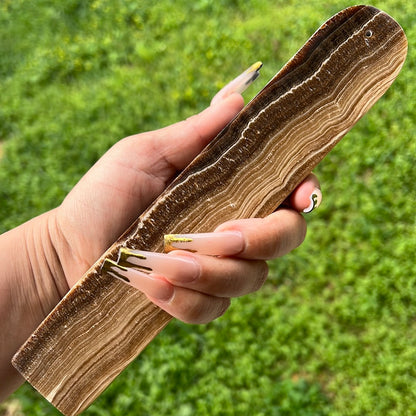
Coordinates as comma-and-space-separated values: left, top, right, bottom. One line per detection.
0, 210, 69, 399
6, 210, 69, 319
25, 210, 70, 305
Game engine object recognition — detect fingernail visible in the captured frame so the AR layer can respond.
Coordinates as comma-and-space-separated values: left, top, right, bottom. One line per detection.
211, 61, 263, 105
228, 61, 263, 94
101, 259, 173, 301
303, 188, 323, 213
164, 231, 244, 256
118, 248, 200, 283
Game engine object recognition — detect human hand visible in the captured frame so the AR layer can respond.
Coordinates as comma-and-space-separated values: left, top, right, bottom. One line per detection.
0, 64, 321, 399
52, 93, 245, 287
103, 173, 321, 324
52, 63, 264, 288
51, 67, 321, 321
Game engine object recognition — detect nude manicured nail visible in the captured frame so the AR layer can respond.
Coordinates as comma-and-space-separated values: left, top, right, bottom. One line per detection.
303, 188, 323, 213
164, 231, 244, 256
226, 61, 263, 95
102, 259, 173, 301
211, 61, 263, 105
118, 248, 200, 283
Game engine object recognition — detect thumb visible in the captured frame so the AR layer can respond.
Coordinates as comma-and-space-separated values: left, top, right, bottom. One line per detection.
153, 93, 244, 171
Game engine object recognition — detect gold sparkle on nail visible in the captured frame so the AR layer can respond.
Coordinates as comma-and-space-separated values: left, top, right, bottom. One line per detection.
118, 247, 147, 262
101, 259, 130, 282
118, 248, 152, 271
248, 61, 263, 73
164, 234, 193, 253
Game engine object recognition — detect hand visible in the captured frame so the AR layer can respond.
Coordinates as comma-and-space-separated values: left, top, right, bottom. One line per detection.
53, 92, 321, 322
103, 174, 321, 324
54, 91, 320, 288
0, 68, 321, 399
161, 188, 319, 324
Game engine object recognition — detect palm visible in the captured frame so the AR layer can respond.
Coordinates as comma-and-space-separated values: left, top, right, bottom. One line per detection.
55, 95, 245, 286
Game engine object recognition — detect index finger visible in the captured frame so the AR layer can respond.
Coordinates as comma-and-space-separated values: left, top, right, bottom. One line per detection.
164, 208, 307, 261
216, 209, 307, 260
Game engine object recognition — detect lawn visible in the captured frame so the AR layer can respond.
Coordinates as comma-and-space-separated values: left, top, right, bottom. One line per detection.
1, 0, 415, 415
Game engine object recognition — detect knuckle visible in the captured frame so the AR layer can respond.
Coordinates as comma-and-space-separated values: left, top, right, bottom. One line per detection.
251, 261, 269, 292
299, 217, 308, 244
180, 304, 204, 324
270, 238, 284, 259
289, 214, 307, 251
178, 297, 231, 325
272, 212, 307, 257
216, 298, 231, 320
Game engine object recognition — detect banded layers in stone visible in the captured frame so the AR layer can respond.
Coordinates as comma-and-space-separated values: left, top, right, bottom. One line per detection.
12, 6, 407, 416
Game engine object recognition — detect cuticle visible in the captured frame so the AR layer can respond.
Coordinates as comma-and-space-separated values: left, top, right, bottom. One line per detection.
157, 284, 175, 304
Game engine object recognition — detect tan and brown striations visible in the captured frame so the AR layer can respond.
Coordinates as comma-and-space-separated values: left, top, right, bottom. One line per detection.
12, 6, 407, 416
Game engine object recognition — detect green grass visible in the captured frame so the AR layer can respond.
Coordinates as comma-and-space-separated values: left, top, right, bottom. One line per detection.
1, 0, 415, 415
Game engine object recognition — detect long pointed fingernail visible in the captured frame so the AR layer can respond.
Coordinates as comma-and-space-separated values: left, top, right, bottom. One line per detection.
303, 188, 323, 213
101, 259, 173, 301
228, 61, 263, 94
211, 61, 263, 105
118, 248, 200, 283
164, 231, 244, 256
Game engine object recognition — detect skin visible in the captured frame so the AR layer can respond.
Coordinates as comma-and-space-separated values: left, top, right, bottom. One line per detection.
0, 93, 320, 400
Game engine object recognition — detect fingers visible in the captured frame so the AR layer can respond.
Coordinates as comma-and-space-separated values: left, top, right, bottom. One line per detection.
102, 258, 230, 324
169, 251, 269, 298
214, 209, 307, 260
288, 173, 322, 213
104, 251, 265, 325
103, 207, 307, 323
101, 176, 321, 324
150, 288, 231, 325
164, 210, 307, 261
117, 248, 268, 298
149, 61, 263, 171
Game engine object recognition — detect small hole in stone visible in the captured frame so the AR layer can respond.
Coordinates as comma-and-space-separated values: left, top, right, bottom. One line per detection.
365, 30, 373, 38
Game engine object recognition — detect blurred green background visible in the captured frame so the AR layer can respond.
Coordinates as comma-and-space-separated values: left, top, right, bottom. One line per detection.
1, 0, 415, 415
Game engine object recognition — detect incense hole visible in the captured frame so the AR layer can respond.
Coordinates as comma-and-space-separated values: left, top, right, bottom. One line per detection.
365, 30, 373, 38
